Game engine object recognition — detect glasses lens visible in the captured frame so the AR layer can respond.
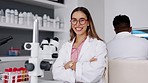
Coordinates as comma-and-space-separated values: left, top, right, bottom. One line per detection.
79, 18, 86, 25
71, 18, 87, 25
71, 18, 77, 25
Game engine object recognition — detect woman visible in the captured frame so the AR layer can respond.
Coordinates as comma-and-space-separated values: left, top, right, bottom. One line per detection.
52, 7, 107, 83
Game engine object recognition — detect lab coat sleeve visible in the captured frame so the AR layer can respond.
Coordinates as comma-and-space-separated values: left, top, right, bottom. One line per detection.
52, 43, 75, 82
76, 41, 107, 82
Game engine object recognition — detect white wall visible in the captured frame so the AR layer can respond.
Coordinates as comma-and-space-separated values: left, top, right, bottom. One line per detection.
54, 0, 79, 45
105, 0, 148, 42
78, 0, 105, 39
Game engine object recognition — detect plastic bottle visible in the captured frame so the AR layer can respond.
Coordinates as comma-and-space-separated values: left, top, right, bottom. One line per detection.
27, 12, 31, 26
55, 17, 60, 29
28, 12, 34, 27
5, 9, 10, 23
23, 12, 27, 25
37, 16, 42, 28
14, 9, 18, 24
18, 12, 23, 25
0, 9, 2, 22
1, 9, 5, 23
50, 18, 54, 28
43, 14, 47, 28
30, 13, 34, 27
60, 18, 64, 29
10, 9, 14, 24
53, 18, 56, 28
47, 16, 50, 28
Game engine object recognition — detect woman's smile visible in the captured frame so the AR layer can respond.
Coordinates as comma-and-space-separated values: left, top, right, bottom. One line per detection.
75, 27, 83, 32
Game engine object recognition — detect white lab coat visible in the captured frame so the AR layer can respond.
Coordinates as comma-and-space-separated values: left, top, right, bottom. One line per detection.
52, 36, 107, 83
107, 32, 148, 60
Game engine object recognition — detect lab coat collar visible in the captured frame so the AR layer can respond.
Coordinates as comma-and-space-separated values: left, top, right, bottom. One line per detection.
78, 36, 91, 60
67, 36, 92, 61
115, 32, 132, 39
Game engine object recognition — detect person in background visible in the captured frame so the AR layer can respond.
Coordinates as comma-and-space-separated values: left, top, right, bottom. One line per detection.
107, 14, 148, 59
52, 7, 107, 83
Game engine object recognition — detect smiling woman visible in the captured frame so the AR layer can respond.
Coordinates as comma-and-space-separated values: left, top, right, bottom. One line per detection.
52, 7, 107, 83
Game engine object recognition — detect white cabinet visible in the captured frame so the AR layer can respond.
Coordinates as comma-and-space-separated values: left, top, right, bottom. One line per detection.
0, 0, 67, 61
0, 0, 66, 32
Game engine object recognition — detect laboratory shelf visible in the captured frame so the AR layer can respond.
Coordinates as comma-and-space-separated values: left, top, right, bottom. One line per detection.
0, 22, 65, 32
13, 0, 66, 9
0, 56, 30, 62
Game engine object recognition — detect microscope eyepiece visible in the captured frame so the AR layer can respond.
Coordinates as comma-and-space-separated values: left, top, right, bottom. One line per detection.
53, 37, 59, 42
0, 35, 13, 46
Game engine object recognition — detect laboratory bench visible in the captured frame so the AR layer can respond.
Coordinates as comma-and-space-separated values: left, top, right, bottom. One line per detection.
0, 79, 63, 83
0, 56, 30, 62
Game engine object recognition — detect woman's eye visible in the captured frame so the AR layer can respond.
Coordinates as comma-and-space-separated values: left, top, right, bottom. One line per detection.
80, 19, 85, 22
72, 20, 77, 22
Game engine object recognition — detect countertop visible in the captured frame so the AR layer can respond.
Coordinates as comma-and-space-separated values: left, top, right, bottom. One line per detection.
0, 79, 64, 83
0, 56, 30, 62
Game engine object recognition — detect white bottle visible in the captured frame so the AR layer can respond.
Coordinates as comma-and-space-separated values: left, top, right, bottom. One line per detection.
0, 9, 2, 22
30, 13, 34, 27
60, 21, 64, 29
47, 16, 50, 28
53, 18, 56, 29
55, 17, 60, 29
10, 10, 14, 24
43, 14, 47, 28
18, 12, 23, 25
50, 18, 53, 28
5, 9, 10, 23
37, 16, 42, 28
1, 9, 5, 23
27, 12, 31, 26
14, 9, 18, 24
23, 12, 27, 25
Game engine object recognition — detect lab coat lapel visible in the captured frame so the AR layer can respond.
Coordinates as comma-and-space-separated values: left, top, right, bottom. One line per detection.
78, 36, 90, 60
66, 39, 75, 60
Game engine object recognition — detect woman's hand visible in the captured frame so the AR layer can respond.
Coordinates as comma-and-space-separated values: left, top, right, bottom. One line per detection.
89, 57, 97, 62
64, 61, 74, 70
71, 62, 76, 71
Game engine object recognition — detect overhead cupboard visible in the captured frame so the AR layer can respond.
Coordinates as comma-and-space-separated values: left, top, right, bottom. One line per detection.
0, 0, 65, 32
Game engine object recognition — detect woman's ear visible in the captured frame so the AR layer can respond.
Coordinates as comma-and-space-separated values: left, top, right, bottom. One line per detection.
87, 23, 89, 27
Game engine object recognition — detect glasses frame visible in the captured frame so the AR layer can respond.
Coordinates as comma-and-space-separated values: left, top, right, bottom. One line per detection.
70, 18, 88, 25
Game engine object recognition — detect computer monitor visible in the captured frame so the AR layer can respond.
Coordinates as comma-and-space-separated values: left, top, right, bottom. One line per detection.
132, 29, 148, 40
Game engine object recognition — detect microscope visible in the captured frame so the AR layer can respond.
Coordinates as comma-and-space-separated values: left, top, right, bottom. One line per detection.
24, 19, 59, 83
0, 35, 13, 46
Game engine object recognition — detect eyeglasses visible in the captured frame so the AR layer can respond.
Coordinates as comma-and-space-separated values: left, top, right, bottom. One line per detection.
70, 18, 88, 25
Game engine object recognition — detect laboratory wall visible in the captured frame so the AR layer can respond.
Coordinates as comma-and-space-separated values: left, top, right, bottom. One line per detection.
104, 0, 148, 42
77, 0, 105, 39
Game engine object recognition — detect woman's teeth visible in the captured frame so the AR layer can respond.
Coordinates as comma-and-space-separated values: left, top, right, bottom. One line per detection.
76, 28, 82, 31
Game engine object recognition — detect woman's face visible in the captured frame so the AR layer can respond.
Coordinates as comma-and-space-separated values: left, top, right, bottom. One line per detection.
71, 11, 89, 36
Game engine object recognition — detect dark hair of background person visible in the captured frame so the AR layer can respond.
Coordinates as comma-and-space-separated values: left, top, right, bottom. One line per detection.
113, 14, 132, 34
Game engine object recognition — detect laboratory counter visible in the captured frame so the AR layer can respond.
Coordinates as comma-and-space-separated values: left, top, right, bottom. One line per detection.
0, 79, 64, 83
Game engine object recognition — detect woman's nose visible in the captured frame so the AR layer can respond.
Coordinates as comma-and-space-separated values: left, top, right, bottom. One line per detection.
75, 21, 81, 26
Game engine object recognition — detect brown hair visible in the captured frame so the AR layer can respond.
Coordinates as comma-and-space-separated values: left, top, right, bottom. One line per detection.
70, 7, 102, 41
